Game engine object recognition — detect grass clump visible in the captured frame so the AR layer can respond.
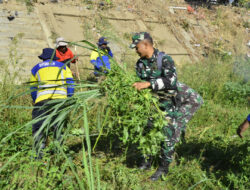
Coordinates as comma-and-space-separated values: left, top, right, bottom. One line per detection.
100, 60, 166, 156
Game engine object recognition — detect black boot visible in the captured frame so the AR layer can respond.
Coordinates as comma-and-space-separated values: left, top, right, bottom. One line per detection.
138, 156, 152, 170
150, 161, 169, 181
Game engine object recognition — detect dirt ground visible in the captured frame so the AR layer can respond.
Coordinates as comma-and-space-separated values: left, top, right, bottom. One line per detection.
0, 0, 249, 81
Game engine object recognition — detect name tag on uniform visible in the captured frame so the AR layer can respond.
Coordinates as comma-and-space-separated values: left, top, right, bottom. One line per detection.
39, 61, 56, 67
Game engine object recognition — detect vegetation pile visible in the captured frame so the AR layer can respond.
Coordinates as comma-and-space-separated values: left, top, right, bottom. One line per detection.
101, 60, 166, 156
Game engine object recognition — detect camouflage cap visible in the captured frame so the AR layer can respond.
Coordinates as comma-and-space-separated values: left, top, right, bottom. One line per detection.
130, 32, 153, 49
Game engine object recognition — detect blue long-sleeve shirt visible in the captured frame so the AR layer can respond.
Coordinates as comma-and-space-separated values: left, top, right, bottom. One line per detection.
90, 49, 113, 72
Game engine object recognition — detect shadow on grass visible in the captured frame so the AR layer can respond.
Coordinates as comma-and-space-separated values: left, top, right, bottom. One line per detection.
175, 137, 249, 187
67, 134, 143, 167
67, 134, 123, 154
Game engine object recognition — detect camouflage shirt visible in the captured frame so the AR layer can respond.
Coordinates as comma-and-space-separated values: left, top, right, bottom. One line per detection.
136, 49, 178, 97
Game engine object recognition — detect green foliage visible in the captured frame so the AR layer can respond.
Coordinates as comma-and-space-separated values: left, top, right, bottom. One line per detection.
101, 61, 166, 156
238, 0, 250, 8
222, 81, 250, 105
179, 54, 248, 106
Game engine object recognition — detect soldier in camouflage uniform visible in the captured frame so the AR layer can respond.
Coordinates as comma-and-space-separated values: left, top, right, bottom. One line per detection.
130, 32, 203, 181
131, 32, 179, 181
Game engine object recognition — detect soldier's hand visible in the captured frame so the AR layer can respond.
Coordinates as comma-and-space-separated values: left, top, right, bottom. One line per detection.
133, 82, 151, 90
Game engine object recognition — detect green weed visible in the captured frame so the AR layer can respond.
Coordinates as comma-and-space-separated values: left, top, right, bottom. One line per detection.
101, 60, 166, 156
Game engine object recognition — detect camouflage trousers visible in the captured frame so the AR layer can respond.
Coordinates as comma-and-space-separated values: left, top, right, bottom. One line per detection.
175, 82, 204, 142
159, 98, 178, 163
160, 82, 203, 163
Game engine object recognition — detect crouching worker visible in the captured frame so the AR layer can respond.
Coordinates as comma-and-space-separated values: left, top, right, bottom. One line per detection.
30, 48, 74, 159
90, 37, 113, 77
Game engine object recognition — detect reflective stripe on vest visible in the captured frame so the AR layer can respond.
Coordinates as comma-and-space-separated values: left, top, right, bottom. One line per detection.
37, 90, 67, 98
37, 71, 41, 82
39, 84, 66, 90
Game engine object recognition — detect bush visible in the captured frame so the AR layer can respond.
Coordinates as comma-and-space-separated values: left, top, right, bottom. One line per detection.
222, 81, 250, 105
238, 0, 250, 8
179, 55, 249, 106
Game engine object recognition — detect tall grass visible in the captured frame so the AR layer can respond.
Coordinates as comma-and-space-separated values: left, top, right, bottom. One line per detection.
0, 40, 104, 189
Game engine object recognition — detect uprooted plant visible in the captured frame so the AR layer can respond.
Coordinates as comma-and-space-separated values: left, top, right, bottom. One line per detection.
100, 59, 166, 156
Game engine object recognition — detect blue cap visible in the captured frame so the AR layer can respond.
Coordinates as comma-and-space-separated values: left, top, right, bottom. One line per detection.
38, 48, 59, 60
97, 37, 109, 46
